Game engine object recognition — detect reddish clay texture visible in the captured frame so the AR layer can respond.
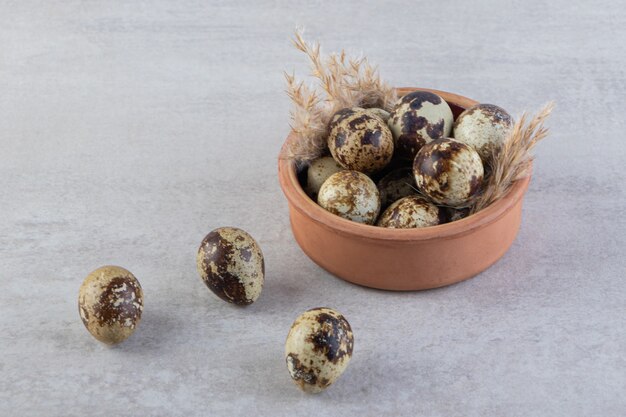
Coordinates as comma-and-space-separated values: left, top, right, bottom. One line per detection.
278, 87, 531, 291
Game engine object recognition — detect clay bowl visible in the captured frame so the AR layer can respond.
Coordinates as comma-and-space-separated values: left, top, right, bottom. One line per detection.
278, 87, 530, 291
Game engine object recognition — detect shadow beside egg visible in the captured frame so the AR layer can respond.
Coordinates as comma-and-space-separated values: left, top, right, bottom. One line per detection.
110, 308, 184, 354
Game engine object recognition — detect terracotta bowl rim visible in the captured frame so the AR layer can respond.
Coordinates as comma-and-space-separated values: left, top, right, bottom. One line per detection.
278, 87, 531, 243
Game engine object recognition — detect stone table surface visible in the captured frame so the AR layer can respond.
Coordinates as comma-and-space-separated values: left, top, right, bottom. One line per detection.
1, 1, 624, 416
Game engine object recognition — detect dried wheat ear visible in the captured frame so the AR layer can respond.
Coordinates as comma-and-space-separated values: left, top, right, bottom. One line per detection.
284, 30, 396, 163
470, 102, 554, 213
284, 30, 554, 214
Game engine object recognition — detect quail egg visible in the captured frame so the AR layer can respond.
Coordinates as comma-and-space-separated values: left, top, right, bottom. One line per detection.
197, 227, 264, 306
285, 307, 354, 394
305, 156, 344, 199
317, 170, 381, 224
377, 167, 417, 209
328, 107, 394, 173
414, 138, 484, 206
78, 265, 143, 345
453, 103, 514, 161
388, 91, 454, 160
444, 206, 471, 222
328, 107, 363, 130
377, 195, 444, 228
364, 107, 391, 122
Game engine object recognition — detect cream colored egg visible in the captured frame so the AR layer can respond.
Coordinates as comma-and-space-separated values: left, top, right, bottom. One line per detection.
317, 170, 381, 224
364, 107, 391, 122
413, 138, 484, 206
388, 91, 454, 160
305, 156, 344, 198
197, 227, 264, 306
328, 108, 394, 173
377, 167, 416, 208
285, 307, 354, 394
453, 103, 513, 161
377, 195, 444, 228
78, 265, 143, 345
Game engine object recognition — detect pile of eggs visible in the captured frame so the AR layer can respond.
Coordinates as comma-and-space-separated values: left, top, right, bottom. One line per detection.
78, 227, 353, 394
304, 91, 513, 228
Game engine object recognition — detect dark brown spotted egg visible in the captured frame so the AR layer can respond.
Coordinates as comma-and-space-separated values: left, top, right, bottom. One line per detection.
317, 170, 381, 224
377, 167, 417, 209
78, 265, 143, 345
453, 103, 514, 161
305, 156, 343, 199
377, 195, 444, 228
196, 227, 264, 306
414, 138, 484, 206
388, 91, 454, 160
328, 107, 394, 173
285, 307, 354, 394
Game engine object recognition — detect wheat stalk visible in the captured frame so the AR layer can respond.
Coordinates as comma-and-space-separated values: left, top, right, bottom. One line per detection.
470, 102, 555, 213
284, 29, 398, 162
282, 72, 330, 161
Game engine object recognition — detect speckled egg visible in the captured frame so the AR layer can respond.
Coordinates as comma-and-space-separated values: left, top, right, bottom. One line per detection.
414, 138, 484, 206
285, 307, 354, 394
78, 265, 143, 345
453, 103, 514, 161
388, 91, 454, 160
317, 170, 381, 224
377, 195, 444, 228
328, 107, 362, 127
364, 107, 391, 122
328, 107, 394, 173
444, 206, 471, 222
377, 167, 417, 208
305, 156, 344, 199
196, 227, 264, 306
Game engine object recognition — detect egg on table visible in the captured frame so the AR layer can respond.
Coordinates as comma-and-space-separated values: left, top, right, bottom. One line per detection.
453, 103, 514, 161
388, 91, 454, 160
317, 170, 381, 224
414, 138, 484, 206
305, 156, 344, 199
197, 227, 264, 306
377, 167, 417, 209
285, 307, 354, 394
328, 107, 394, 174
78, 265, 144, 345
377, 195, 445, 228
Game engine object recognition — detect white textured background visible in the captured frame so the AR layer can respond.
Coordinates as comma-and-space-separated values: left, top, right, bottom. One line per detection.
1, 1, 624, 416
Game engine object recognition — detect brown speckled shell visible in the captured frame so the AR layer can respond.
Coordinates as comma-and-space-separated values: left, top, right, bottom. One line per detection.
196, 227, 265, 306
285, 307, 354, 394
377, 195, 444, 229
414, 138, 484, 206
328, 108, 394, 173
377, 167, 417, 209
305, 156, 344, 200
78, 265, 143, 345
453, 103, 513, 161
388, 91, 453, 160
364, 107, 391, 122
317, 170, 381, 225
